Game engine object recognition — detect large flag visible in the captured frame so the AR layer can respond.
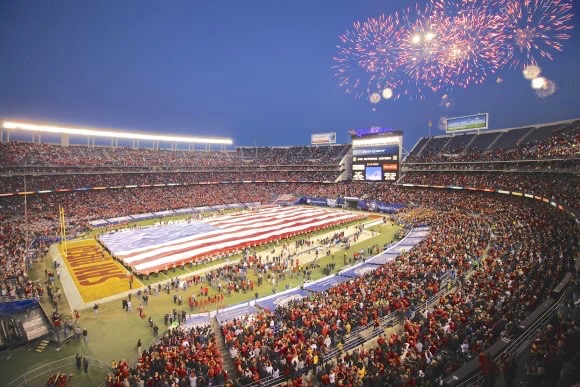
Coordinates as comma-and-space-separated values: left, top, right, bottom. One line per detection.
99, 206, 362, 274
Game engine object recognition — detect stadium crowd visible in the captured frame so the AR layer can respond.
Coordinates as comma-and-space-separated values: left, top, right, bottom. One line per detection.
399, 171, 580, 210
0, 170, 342, 194
0, 220, 47, 301
0, 125, 578, 386
220, 193, 578, 385
105, 324, 226, 387
518, 284, 580, 386
0, 142, 348, 168
406, 120, 579, 163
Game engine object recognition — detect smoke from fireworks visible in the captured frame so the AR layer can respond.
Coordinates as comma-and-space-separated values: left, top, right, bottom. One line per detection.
535, 79, 557, 98
523, 64, 542, 79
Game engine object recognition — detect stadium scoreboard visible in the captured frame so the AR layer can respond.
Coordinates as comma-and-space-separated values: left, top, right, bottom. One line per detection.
446, 113, 488, 133
350, 128, 402, 182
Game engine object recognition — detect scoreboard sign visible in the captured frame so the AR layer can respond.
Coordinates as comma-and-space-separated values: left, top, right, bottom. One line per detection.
351, 131, 402, 182
311, 132, 337, 145
446, 113, 488, 133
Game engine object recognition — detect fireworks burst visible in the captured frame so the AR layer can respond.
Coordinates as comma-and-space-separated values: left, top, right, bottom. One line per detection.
433, 0, 508, 87
382, 88, 394, 99
333, 0, 573, 100
531, 76, 546, 89
369, 93, 382, 103
502, 0, 573, 68
440, 94, 454, 111
333, 13, 403, 99
399, 4, 453, 93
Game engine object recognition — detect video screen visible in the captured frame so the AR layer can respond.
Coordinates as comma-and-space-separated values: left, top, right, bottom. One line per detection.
365, 166, 382, 181
351, 132, 401, 182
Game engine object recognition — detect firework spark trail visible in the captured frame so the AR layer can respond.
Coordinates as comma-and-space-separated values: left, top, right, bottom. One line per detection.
440, 3, 508, 87
398, 4, 453, 95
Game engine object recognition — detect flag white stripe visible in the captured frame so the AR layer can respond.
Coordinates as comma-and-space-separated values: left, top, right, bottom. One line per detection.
116, 207, 338, 256
132, 211, 359, 272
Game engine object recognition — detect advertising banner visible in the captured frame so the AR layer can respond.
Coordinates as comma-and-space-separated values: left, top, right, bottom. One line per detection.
311, 132, 337, 145
357, 200, 405, 213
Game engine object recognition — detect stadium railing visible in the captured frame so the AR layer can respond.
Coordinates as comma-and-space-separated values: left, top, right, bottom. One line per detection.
4, 355, 114, 387
445, 276, 573, 386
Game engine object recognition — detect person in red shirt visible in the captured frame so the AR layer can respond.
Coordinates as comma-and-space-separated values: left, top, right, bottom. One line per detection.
478, 351, 498, 386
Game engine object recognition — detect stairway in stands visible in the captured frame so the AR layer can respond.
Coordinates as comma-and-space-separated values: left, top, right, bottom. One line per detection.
22, 309, 50, 341
210, 316, 236, 379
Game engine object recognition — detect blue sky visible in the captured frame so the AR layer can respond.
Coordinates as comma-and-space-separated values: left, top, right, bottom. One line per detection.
0, 0, 578, 151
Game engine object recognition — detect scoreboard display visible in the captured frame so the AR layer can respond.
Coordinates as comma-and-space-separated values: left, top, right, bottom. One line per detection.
351, 130, 402, 182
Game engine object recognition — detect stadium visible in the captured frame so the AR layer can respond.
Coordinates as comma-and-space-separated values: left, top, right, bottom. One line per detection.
0, 117, 578, 386
0, 1, 579, 387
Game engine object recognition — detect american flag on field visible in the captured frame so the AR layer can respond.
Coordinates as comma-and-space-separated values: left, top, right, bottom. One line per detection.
99, 206, 363, 274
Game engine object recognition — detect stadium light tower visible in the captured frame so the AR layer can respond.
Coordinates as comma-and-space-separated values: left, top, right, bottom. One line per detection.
2, 121, 233, 148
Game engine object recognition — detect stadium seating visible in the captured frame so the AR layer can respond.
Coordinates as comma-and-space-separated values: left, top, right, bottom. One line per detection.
0, 120, 578, 385
405, 119, 579, 162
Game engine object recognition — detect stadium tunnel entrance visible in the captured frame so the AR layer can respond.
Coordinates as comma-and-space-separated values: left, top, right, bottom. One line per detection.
344, 197, 359, 210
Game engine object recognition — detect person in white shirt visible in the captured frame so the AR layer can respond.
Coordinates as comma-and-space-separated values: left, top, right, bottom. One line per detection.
425, 347, 433, 363
460, 340, 469, 353
443, 322, 451, 334
297, 359, 305, 370
329, 371, 336, 385
291, 355, 299, 368
323, 335, 332, 349
189, 373, 197, 387
415, 341, 423, 353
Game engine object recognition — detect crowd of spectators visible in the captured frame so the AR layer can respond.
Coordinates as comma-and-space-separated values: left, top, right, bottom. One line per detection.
237, 145, 349, 165
0, 170, 342, 194
0, 142, 348, 168
518, 277, 580, 386
106, 324, 226, 387
220, 192, 578, 385
404, 158, 579, 174
399, 171, 580, 211
0, 220, 47, 301
406, 121, 580, 163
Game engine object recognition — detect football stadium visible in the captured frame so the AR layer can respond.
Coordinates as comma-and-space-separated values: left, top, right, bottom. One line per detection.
0, 1, 579, 387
